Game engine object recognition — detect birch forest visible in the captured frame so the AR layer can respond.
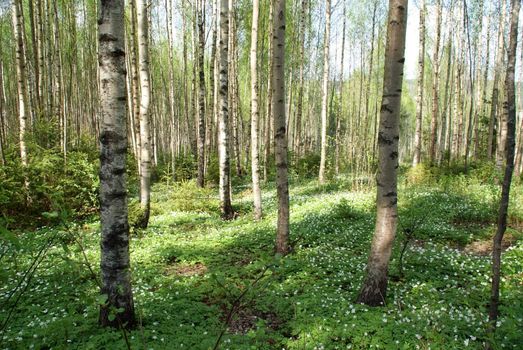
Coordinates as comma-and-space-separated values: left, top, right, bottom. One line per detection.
0, 0, 522, 349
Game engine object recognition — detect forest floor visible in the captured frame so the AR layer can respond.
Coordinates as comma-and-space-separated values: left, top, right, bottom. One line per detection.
1, 174, 523, 349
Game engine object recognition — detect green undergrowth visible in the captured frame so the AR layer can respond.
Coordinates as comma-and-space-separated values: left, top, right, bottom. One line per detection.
1, 174, 522, 349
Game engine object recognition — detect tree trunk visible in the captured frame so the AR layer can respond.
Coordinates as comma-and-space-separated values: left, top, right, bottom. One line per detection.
137, 0, 152, 228
318, 0, 331, 184
429, 0, 442, 164
412, 0, 425, 167
98, 0, 135, 328
496, 0, 509, 168
357, 0, 408, 306
294, 0, 307, 159
12, 0, 29, 168
264, 0, 274, 182
197, 0, 206, 188
273, 0, 290, 255
218, 0, 233, 219
250, 0, 263, 220
474, 9, 487, 160
488, 0, 520, 341
335, 2, 347, 176
488, 0, 506, 161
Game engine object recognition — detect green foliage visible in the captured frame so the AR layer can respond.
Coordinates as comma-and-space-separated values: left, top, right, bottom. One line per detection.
159, 180, 219, 214
0, 149, 99, 226
293, 153, 321, 178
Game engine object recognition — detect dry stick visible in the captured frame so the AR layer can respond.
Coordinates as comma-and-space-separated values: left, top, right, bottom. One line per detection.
212, 265, 271, 350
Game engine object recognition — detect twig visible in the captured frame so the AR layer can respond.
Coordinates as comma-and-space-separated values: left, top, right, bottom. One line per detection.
212, 265, 271, 350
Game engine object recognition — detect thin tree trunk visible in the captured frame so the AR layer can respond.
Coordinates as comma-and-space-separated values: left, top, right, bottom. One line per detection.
98, 0, 135, 328
318, 0, 331, 184
294, 0, 307, 159
429, 0, 442, 164
335, 2, 346, 176
475, 11, 488, 160
137, 0, 152, 228
197, 0, 206, 187
12, 0, 29, 168
250, 0, 263, 220
273, 0, 290, 255
357, 0, 408, 306
488, 0, 520, 343
412, 0, 425, 167
488, 0, 506, 161
218, 0, 233, 219
264, 0, 274, 182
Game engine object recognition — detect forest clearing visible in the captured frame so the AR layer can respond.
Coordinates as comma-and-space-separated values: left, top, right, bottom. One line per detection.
0, 0, 522, 349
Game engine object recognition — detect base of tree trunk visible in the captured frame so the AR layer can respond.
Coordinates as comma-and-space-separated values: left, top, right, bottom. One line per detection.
356, 273, 388, 306
99, 305, 136, 329
134, 204, 150, 229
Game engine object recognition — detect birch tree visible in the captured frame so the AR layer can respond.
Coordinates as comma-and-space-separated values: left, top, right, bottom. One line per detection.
218, 0, 233, 219
412, 0, 425, 167
12, 0, 29, 167
250, 0, 262, 220
488, 0, 520, 341
273, 0, 290, 255
137, 0, 152, 228
318, 0, 331, 184
357, 0, 408, 306
98, 0, 136, 328
197, 0, 206, 188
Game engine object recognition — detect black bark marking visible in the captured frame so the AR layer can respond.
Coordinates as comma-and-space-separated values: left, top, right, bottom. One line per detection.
378, 132, 393, 145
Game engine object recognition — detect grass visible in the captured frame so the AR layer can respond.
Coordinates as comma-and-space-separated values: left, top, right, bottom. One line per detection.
0, 176, 522, 349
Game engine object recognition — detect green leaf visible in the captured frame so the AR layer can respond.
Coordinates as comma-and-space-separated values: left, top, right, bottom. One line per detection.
107, 313, 116, 322
97, 294, 108, 305
42, 211, 59, 219
0, 226, 21, 248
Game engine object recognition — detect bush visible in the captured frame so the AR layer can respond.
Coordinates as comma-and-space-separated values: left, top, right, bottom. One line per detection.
294, 153, 321, 178
155, 180, 219, 214
0, 149, 99, 227
404, 163, 433, 185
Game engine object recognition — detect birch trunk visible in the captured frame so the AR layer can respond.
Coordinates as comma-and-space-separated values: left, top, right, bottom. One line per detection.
250, 0, 263, 220
318, 0, 331, 184
429, 0, 442, 164
12, 0, 29, 167
218, 0, 233, 219
357, 0, 408, 306
197, 0, 206, 188
273, 0, 290, 255
137, 0, 152, 228
488, 0, 506, 161
412, 0, 425, 167
98, 0, 135, 328
488, 0, 520, 339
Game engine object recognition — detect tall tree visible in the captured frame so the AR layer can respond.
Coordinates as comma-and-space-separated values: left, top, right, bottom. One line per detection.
98, 0, 136, 328
136, 0, 152, 228
273, 0, 290, 255
412, 0, 425, 167
218, 0, 233, 219
429, 0, 442, 164
318, 0, 331, 184
250, 0, 263, 220
488, 0, 520, 340
12, 0, 29, 167
196, 0, 206, 187
357, 0, 408, 306
488, 0, 506, 161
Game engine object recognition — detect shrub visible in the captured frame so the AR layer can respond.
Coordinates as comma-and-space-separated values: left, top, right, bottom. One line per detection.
0, 149, 99, 227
